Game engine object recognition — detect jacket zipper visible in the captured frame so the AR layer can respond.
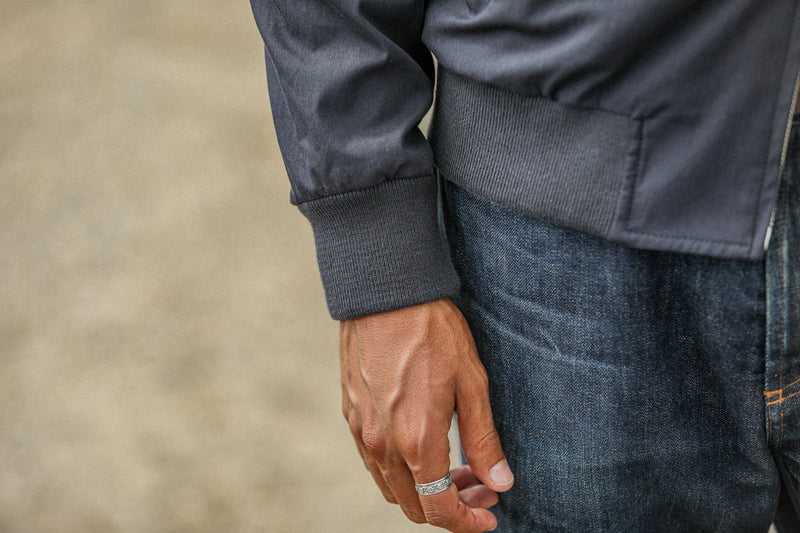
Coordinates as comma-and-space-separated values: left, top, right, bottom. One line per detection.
764, 67, 800, 251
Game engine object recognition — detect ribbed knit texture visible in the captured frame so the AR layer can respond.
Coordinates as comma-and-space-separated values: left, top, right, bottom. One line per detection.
430, 68, 635, 240
299, 175, 460, 320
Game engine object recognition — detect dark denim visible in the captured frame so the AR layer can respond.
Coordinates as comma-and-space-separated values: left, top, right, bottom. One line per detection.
440, 119, 800, 532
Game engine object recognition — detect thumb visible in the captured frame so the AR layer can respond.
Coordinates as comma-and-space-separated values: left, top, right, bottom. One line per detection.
456, 370, 514, 493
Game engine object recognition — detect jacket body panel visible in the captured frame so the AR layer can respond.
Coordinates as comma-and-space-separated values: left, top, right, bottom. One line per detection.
425, 0, 800, 260
252, 0, 800, 318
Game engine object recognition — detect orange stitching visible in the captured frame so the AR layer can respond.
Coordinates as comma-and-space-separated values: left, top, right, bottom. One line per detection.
765, 376, 800, 398
766, 388, 784, 406
765, 388, 800, 406
766, 388, 783, 405
763, 372, 800, 405
780, 376, 800, 391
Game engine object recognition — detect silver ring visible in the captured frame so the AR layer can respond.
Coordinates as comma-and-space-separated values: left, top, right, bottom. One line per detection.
414, 473, 453, 496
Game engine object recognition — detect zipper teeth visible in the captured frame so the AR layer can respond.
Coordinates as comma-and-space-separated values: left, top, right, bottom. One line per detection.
780, 68, 800, 171
765, 67, 800, 251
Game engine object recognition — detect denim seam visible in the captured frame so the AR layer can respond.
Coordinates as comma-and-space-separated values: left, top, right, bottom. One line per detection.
764, 176, 790, 449
768, 400, 778, 445
780, 173, 787, 448
763, 172, 792, 450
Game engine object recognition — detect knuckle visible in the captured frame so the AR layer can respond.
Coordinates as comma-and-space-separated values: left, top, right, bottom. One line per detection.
475, 424, 501, 446
361, 427, 387, 457
471, 427, 502, 455
397, 434, 423, 464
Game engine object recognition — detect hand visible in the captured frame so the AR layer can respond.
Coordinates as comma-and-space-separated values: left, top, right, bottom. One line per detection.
340, 299, 514, 532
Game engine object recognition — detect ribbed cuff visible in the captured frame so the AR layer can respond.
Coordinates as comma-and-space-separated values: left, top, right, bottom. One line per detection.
298, 175, 460, 320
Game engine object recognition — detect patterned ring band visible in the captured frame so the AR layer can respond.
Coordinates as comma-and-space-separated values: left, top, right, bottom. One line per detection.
414, 473, 453, 496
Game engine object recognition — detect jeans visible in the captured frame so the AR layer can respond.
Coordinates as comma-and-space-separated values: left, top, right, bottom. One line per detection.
440, 118, 800, 532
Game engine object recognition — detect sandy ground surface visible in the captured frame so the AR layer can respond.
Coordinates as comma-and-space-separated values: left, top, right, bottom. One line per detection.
0, 2, 433, 531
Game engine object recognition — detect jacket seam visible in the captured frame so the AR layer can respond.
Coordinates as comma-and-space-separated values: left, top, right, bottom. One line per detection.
296, 174, 435, 207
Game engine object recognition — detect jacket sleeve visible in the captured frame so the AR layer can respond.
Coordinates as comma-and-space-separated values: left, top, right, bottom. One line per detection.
250, 1, 460, 320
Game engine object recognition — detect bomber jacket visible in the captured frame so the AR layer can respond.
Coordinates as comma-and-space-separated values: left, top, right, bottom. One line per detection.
251, 1, 800, 320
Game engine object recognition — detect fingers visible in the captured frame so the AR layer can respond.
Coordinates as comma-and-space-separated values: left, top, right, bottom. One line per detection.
456, 367, 514, 494
458, 484, 499, 510
378, 460, 426, 523
348, 417, 398, 504
338, 301, 506, 532
370, 415, 452, 523
453, 464, 499, 510
451, 464, 479, 489
404, 431, 497, 533
416, 483, 499, 532
356, 417, 499, 531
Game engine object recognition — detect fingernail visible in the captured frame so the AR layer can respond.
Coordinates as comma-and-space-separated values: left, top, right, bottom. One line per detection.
489, 460, 514, 487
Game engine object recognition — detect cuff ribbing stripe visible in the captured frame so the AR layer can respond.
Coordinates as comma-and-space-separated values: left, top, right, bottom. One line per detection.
298, 175, 460, 320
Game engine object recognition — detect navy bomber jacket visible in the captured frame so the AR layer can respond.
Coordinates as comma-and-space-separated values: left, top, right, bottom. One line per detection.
251, 1, 800, 320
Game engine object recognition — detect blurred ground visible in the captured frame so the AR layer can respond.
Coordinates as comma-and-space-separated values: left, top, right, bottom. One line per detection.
0, 1, 431, 531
